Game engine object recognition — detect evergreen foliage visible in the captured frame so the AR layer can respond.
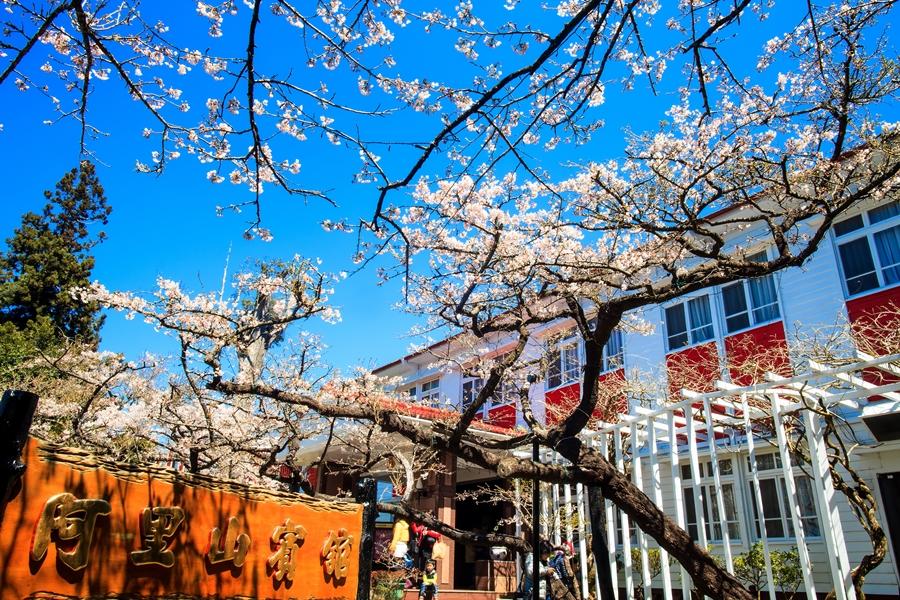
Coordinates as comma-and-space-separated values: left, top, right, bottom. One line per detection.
0, 161, 111, 362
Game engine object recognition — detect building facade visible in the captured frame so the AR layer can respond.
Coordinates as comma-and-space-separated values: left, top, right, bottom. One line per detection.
366, 196, 900, 598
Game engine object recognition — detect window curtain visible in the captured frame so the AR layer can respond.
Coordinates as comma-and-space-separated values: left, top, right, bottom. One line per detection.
874, 225, 900, 285
868, 200, 900, 224
665, 305, 688, 349
687, 296, 714, 342
722, 282, 750, 332
547, 347, 561, 388
562, 343, 579, 382
838, 238, 878, 293
748, 274, 780, 323
604, 329, 623, 368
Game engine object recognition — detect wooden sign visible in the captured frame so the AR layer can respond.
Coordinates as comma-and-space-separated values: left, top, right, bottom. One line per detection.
0, 439, 364, 600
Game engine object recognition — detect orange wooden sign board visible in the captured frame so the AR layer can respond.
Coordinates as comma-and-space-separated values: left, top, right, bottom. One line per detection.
0, 439, 363, 600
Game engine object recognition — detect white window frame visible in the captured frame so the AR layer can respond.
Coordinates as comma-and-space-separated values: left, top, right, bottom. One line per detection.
681, 458, 742, 543
745, 453, 822, 541
833, 199, 900, 298
420, 379, 441, 406
461, 375, 484, 411
546, 332, 581, 391
720, 250, 782, 335
600, 329, 624, 373
663, 294, 716, 353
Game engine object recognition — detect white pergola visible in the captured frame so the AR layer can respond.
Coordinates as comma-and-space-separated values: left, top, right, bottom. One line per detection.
530, 352, 900, 600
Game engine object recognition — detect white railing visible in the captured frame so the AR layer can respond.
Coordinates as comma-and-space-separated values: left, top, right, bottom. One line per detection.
534, 352, 900, 600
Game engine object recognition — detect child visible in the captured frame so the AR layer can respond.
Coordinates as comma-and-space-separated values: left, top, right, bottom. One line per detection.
420, 559, 438, 600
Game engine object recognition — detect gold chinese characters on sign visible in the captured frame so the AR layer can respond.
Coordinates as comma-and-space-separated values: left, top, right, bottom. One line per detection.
131, 506, 186, 567
30, 493, 112, 572
208, 516, 251, 567
267, 518, 307, 582
321, 528, 354, 580
2, 441, 365, 600
27, 494, 353, 579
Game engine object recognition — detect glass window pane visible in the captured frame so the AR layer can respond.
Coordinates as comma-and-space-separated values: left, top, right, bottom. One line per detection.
778, 479, 797, 537
796, 477, 821, 537
722, 484, 740, 541
688, 296, 714, 343
665, 305, 689, 350
759, 479, 786, 538
838, 238, 879, 294
722, 282, 750, 333
462, 378, 483, 409
749, 275, 781, 323
834, 214, 865, 236
547, 346, 561, 388
683, 488, 698, 541
757, 454, 775, 471
604, 329, 624, 370
562, 343, 580, 383
874, 225, 900, 285
868, 200, 900, 224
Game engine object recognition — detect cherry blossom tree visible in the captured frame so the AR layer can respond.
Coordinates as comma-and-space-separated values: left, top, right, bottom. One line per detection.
4, 1, 900, 598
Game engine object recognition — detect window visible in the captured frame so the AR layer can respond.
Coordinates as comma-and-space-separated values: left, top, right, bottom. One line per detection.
613, 507, 637, 548
547, 334, 580, 389
491, 380, 517, 407
601, 329, 624, 372
680, 459, 740, 542
664, 295, 714, 351
721, 251, 781, 334
746, 453, 820, 539
420, 379, 440, 406
834, 200, 900, 296
461, 376, 483, 410
461, 375, 516, 411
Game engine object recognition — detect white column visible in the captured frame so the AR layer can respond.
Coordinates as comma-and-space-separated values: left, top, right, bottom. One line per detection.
771, 392, 817, 598
575, 482, 591, 598
741, 395, 777, 600
704, 398, 733, 571
668, 411, 691, 599
631, 421, 653, 596
804, 407, 856, 600
649, 415, 673, 600
600, 432, 618, 600
615, 427, 634, 599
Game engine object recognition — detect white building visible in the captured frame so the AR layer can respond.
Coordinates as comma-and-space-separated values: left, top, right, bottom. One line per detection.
365, 196, 900, 599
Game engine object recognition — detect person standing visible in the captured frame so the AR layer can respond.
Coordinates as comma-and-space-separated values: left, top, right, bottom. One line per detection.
522, 541, 555, 600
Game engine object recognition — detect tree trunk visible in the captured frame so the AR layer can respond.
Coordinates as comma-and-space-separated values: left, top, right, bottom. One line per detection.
556, 441, 754, 600
587, 485, 617, 600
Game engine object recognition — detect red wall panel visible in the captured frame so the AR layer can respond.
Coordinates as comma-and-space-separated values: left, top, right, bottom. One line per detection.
724, 321, 791, 386
545, 382, 581, 426
666, 341, 720, 396
846, 287, 900, 398
485, 403, 517, 429
846, 286, 900, 358
543, 370, 627, 426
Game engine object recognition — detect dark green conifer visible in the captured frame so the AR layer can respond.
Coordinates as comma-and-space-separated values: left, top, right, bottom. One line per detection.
0, 161, 111, 357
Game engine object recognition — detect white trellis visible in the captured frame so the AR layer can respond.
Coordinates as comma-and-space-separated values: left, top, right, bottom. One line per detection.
542, 352, 900, 600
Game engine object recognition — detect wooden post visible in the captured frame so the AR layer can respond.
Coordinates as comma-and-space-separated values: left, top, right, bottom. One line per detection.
355, 476, 377, 600
0, 389, 38, 524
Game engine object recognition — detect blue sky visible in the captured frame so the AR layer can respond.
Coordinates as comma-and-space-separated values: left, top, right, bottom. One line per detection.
1, 2, 893, 373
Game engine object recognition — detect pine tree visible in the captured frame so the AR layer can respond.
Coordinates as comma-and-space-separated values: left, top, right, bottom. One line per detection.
0, 161, 111, 352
